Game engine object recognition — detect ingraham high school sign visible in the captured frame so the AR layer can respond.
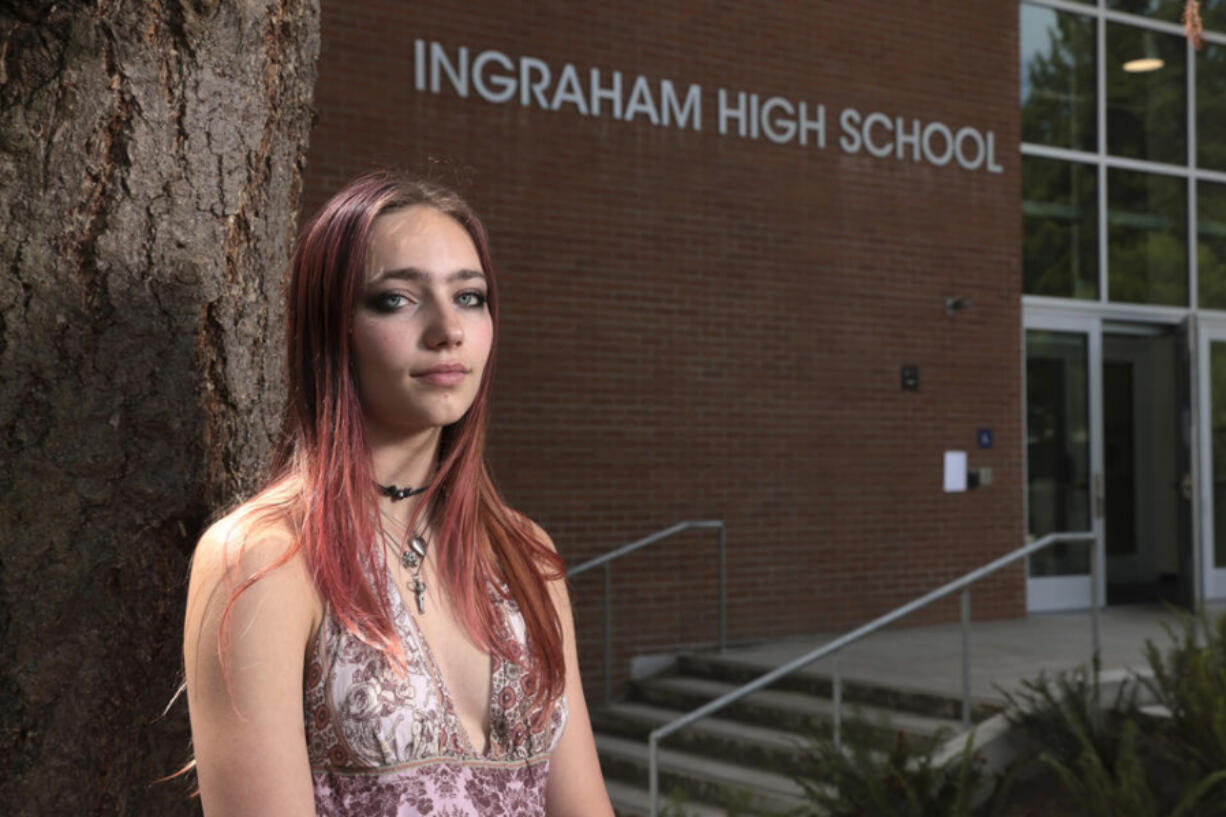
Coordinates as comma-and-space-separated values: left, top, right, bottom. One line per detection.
415, 39, 1005, 175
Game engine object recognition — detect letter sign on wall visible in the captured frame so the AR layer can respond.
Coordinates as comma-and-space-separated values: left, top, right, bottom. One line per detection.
415, 39, 1005, 176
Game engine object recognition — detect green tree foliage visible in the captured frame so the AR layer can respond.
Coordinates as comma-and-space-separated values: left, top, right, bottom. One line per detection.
1199, 178, 1226, 309
1199, 43, 1226, 173
1019, 4, 1226, 307
1022, 156, 1098, 299
1021, 6, 1098, 299
1021, 6, 1095, 152
1106, 168, 1187, 306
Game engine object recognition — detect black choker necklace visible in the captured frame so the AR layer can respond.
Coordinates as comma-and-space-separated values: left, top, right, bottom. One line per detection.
377, 481, 428, 502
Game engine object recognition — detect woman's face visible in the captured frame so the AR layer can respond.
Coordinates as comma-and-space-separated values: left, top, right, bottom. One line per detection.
352, 205, 493, 436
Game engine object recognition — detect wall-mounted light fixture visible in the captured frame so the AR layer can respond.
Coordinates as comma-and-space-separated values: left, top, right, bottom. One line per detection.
945, 296, 972, 316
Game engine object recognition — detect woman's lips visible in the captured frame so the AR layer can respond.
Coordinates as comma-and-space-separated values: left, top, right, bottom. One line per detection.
416, 371, 465, 386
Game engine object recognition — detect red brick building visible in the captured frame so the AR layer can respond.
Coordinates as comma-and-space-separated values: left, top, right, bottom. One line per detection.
302, 1, 1226, 697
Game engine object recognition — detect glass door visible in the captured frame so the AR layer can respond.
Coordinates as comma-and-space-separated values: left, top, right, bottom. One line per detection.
1195, 318, 1226, 601
1025, 310, 1104, 612
1101, 322, 1193, 607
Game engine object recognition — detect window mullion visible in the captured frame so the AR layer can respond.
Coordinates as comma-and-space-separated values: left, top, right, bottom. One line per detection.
1097, 6, 1108, 303
1189, 34, 1199, 311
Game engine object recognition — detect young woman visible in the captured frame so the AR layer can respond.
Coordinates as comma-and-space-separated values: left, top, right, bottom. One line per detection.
183, 171, 615, 817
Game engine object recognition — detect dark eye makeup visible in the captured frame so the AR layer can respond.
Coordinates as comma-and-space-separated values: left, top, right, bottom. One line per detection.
365, 290, 487, 314
457, 290, 488, 309
369, 292, 408, 313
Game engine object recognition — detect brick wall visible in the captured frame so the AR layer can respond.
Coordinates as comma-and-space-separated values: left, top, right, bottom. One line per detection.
303, 0, 1025, 699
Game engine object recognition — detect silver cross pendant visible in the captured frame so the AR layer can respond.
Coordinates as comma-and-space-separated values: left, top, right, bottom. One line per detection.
412, 577, 427, 614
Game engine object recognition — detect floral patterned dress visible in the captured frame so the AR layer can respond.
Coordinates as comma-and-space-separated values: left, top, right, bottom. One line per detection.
304, 562, 568, 817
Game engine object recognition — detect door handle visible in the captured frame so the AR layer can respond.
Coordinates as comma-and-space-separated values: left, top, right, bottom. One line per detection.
1094, 473, 1104, 519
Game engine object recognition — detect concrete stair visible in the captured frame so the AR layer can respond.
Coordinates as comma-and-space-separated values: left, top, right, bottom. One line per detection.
597, 651, 996, 816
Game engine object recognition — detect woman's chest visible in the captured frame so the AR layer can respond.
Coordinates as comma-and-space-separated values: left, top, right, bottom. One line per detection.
399, 577, 494, 751
306, 569, 565, 770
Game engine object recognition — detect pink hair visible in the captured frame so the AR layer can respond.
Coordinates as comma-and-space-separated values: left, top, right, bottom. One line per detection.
221, 170, 566, 727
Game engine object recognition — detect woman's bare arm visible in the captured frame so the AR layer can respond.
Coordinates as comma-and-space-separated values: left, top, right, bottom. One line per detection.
184, 516, 321, 817
531, 523, 616, 817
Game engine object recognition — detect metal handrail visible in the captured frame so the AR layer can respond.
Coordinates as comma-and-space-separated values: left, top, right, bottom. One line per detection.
645, 530, 1098, 816
566, 520, 727, 704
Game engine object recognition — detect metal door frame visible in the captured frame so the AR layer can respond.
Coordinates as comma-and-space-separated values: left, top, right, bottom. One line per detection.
1023, 307, 1104, 611
1194, 315, 1226, 602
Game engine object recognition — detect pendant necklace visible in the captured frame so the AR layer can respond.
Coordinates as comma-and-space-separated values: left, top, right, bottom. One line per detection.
377, 481, 431, 614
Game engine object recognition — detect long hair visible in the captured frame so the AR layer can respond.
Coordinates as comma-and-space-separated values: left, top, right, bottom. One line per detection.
222, 170, 566, 726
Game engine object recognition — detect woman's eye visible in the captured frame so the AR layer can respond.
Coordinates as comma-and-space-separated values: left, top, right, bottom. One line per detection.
371, 292, 409, 312
457, 290, 488, 309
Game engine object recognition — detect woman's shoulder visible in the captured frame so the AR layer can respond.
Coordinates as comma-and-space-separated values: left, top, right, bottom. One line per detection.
501, 509, 569, 612
194, 480, 298, 575
188, 479, 323, 635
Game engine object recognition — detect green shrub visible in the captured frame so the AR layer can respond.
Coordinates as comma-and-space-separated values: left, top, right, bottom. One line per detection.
1139, 607, 1226, 783
787, 711, 1010, 817
1001, 613, 1226, 817
1035, 705, 1226, 817
1001, 653, 1140, 772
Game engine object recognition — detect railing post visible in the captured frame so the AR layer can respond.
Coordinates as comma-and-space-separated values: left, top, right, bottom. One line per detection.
833, 652, 842, 749
1089, 537, 1100, 662
961, 588, 971, 731
649, 732, 660, 817
718, 523, 727, 653
603, 563, 612, 706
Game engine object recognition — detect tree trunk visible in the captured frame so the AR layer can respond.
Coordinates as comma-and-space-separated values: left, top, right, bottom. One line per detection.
0, 1, 319, 813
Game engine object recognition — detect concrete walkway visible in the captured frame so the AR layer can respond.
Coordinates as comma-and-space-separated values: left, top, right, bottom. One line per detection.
713, 603, 1226, 707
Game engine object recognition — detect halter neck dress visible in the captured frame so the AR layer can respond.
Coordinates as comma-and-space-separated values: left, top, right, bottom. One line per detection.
304, 559, 568, 817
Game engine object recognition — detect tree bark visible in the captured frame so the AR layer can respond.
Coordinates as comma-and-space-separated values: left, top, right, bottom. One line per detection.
0, 1, 319, 813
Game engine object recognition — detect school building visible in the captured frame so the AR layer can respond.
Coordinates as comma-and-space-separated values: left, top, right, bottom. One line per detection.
301, 1, 1226, 696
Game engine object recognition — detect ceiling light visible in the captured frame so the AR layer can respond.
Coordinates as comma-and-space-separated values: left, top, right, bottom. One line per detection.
1123, 57, 1165, 72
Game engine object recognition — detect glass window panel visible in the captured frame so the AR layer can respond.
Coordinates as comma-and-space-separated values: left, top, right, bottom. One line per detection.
1205, 0, 1226, 32
1212, 341, 1226, 567
1106, 0, 1182, 23
1023, 157, 1099, 298
1108, 168, 1187, 305
1027, 330, 1092, 577
1107, 22, 1187, 164
1202, 182, 1226, 309
1021, 4, 1096, 152
1199, 42, 1226, 170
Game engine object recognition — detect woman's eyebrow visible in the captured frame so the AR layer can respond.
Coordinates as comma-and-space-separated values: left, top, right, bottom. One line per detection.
372, 267, 486, 285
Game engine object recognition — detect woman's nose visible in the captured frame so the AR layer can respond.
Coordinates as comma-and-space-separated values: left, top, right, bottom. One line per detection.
424, 302, 464, 348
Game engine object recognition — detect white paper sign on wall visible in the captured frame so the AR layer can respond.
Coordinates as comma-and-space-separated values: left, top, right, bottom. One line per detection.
944, 451, 968, 493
